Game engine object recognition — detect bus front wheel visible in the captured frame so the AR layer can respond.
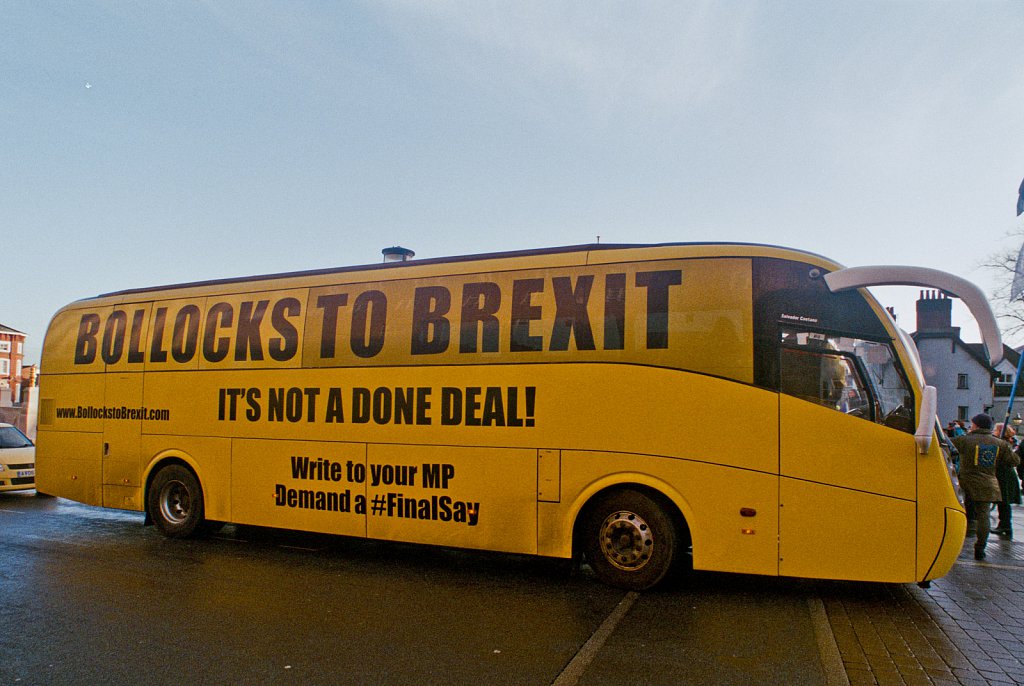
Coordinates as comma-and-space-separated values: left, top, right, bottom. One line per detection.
147, 464, 205, 538
583, 489, 678, 591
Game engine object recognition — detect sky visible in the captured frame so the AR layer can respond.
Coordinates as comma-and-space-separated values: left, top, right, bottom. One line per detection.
2, 1, 1023, 366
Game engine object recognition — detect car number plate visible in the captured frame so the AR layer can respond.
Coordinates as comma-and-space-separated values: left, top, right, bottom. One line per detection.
17, 470, 35, 478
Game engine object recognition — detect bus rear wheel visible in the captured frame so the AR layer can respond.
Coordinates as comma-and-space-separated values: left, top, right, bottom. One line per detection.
583, 489, 678, 591
147, 464, 205, 538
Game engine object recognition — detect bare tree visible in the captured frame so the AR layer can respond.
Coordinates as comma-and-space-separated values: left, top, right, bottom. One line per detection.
982, 225, 1024, 341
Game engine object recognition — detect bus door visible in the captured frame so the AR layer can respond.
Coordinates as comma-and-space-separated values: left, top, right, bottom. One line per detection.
100, 303, 153, 511
777, 329, 918, 582
102, 372, 144, 510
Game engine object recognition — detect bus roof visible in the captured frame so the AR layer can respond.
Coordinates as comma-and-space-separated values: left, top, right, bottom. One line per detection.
96, 241, 836, 300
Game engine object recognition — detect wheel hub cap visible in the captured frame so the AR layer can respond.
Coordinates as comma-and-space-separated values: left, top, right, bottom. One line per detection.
599, 510, 653, 571
159, 481, 191, 524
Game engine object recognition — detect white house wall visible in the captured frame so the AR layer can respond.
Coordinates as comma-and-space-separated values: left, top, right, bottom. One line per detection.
991, 356, 1021, 425
916, 338, 992, 423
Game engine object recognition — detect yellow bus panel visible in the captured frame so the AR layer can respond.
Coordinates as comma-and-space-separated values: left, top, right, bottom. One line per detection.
779, 478, 915, 582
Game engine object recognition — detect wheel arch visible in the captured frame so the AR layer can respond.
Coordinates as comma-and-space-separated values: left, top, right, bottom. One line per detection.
569, 474, 694, 560
142, 451, 206, 526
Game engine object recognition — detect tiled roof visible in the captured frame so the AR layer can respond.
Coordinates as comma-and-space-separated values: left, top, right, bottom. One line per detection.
965, 342, 1020, 369
0, 324, 26, 336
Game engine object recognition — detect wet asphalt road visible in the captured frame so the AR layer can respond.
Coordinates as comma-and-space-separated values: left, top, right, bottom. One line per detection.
1, 491, 832, 685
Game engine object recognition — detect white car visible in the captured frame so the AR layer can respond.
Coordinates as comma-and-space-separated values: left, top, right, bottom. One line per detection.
0, 423, 35, 492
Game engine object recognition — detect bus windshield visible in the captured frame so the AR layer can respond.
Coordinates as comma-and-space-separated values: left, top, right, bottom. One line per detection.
0, 425, 33, 448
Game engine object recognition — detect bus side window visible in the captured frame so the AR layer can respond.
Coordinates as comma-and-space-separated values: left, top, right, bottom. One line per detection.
778, 329, 915, 434
780, 348, 873, 417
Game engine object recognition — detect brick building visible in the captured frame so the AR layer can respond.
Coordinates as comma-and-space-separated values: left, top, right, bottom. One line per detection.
0, 323, 27, 403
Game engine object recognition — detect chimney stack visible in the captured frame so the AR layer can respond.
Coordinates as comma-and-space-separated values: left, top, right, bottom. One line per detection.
915, 289, 953, 331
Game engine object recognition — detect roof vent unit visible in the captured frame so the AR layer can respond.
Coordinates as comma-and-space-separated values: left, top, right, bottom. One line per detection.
382, 246, 415, 263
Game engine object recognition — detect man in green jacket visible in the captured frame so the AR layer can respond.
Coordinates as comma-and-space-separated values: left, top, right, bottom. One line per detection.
952, 413, 1020, 560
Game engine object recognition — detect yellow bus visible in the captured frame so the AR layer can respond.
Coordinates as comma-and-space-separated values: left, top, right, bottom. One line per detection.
35, 243, 1001, 590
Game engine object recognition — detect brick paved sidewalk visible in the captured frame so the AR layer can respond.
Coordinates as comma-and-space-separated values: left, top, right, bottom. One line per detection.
822, 504, 1024, 685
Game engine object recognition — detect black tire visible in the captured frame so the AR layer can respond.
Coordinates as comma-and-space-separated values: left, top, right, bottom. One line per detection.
582, 489, 678, 591
147, 464, 205, 538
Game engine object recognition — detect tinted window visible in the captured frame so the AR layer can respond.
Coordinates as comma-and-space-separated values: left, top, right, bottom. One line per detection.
779, 329, 915, 433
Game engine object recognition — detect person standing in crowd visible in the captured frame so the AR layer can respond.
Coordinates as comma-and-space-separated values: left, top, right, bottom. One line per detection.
951, 413, 1019, 560
993, 423, 1021, 538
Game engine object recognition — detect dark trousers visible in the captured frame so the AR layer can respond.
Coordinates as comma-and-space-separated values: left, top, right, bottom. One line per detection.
967, 499, 993, 550
997, 501, 1013, 533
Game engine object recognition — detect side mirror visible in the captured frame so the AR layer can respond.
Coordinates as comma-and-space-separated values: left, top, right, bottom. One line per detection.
915, 385, 937, 454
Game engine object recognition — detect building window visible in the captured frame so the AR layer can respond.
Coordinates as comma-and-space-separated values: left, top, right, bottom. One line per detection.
958, 406, 969, 421
0, 341, 10, 353
957, 374, 969, 389
0, 359, 8, 375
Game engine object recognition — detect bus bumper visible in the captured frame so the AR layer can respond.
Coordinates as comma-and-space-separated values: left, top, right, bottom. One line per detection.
924, 507, 967, 581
